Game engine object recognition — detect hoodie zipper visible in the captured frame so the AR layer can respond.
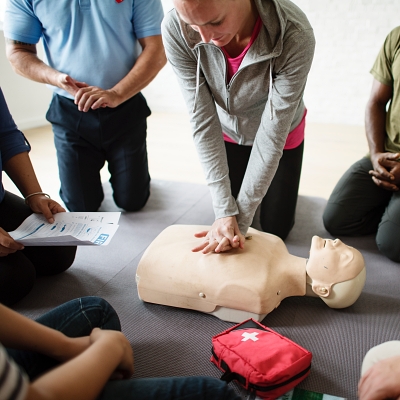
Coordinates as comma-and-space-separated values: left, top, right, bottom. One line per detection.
194, 43, 273, 115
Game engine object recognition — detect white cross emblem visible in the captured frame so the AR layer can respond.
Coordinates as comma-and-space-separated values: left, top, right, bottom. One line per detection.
241, 332, 259, 342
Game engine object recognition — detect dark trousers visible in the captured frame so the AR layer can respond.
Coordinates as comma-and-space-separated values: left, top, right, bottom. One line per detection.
225, 140, 304, 240
323, 157, 400, 262
7, 297, 240, 400
46, 93, 151, 212
0, 191, 76, 305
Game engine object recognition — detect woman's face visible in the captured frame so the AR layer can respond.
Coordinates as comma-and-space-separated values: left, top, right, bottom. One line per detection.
173, 0, 250, 47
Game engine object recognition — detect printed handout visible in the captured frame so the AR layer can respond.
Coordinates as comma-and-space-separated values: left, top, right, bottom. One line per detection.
8, 212, 121, 246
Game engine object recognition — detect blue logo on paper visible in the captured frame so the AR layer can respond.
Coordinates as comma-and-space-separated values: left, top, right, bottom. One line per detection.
94, 234, 109, 245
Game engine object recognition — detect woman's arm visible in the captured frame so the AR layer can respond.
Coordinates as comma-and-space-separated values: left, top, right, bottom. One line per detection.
26, 328, 134, 400
0, 304, 134, 400
236, 28, 315, 233
3, 151, 65, 223
0, 304, 88, 360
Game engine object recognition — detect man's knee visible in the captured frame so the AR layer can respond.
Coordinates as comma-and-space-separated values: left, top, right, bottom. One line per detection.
376, 221, 400, 262
61, 188, 104, 212
323, 202, 347, 235
113, 184, 150, 212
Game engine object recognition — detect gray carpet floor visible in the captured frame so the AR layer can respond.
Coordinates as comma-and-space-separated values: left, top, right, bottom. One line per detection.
13, 180, 400, 400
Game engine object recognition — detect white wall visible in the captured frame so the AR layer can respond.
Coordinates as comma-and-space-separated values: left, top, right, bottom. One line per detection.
144, 0, 400, 126
291, 0, 400, 125
0, 40, 52, 130
0, 0, 399, 128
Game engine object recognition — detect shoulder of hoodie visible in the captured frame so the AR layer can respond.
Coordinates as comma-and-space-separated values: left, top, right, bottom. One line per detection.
261, 0, 314, 38
258, 0, 315, 56
161, 9, 181, 41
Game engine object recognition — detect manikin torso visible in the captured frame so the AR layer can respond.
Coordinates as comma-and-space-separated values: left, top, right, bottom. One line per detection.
136, 225, 365, 323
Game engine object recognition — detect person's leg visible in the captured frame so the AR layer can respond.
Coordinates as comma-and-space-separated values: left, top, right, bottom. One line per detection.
224, 141, 252, 199
259, 141, 304, 240
323, 157, 392, 236
0, 252, 36, 306
225, 141, 303, 239
0, 191, 36, 305
375, 190, 400, 262
0, 191, 76, 281
0, 191, 74, 305
98, 376, 241, 400
361, 341, 400, 377
46, 94, 106, 211
7, 296, 121, 380
102, 94, 151, 211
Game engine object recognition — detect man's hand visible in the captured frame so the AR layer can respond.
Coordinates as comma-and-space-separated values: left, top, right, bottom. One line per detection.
74, 87, 122, 112
0, 227, 24, 256
192, 216, 245, 254
358, 355, 400, 400
26, 195, 66, 224
369, 152, 400, 191
56, 74, 88, 97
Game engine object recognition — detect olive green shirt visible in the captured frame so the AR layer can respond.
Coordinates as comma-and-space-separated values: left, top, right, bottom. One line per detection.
370, 26, 400, 153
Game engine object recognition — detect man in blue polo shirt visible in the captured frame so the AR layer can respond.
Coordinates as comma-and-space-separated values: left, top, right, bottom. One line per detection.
4, 0, 166, 212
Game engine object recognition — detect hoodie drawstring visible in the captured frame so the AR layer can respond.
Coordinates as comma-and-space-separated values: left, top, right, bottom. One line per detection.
192, 48, 201, 113
269, 59, 274, 120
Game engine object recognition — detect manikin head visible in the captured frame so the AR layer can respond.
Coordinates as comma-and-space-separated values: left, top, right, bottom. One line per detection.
173, 0, 255, 47
305, 236, 366, 308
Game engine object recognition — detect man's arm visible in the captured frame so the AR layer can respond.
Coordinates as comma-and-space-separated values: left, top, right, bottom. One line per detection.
5, 39, 88, 97
365, 78, 400, 191
73, 35, 167, 112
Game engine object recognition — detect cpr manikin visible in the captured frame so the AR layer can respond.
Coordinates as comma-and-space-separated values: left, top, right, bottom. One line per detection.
136, 225, 366, 323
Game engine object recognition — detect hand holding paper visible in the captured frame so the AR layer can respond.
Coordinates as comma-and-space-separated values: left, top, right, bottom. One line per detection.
8, 212, 121, 246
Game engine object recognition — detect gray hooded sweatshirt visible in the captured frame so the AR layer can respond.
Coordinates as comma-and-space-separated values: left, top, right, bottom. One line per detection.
162, 0, 315, 234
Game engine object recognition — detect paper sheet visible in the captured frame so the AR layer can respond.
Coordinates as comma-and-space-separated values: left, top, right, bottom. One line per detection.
9, 212, 121, 246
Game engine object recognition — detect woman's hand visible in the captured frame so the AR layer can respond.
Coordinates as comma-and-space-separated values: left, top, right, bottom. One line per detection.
192, 216, 245, 254
26, 195, 66, 223
0, 227, 24, 256
90, 328, 134, 380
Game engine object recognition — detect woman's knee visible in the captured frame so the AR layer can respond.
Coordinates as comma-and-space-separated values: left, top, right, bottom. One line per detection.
26, 246, 77, 276
0, 254, 36, 305
79, 297, 121, 331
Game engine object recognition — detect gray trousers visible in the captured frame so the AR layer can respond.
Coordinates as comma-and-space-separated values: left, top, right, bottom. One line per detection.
323, 157, 400, 262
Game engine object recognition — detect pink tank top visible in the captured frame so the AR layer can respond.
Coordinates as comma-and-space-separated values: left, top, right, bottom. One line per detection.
221, 17, 305, 150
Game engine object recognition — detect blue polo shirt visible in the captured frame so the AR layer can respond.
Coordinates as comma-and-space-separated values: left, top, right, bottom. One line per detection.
4, 0, 164, 99
0, 88, 31, 203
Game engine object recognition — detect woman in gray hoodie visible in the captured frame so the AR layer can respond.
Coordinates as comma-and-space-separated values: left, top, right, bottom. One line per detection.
162, 0, 315, 253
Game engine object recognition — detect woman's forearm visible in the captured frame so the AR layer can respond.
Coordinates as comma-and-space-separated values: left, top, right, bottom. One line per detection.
26, 339, 124, 400
0, 305, 68, 357
3, 152, 42, 197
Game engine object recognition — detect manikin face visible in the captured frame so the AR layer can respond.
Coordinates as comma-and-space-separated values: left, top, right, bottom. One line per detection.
173, 0, 251, 47
306, 236, 365, 298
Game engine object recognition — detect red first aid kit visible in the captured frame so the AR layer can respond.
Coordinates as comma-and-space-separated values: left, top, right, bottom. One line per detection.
211, 319, 312, 399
